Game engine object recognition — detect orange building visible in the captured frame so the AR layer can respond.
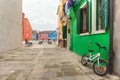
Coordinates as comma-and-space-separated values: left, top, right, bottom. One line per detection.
22, 13, 32, 41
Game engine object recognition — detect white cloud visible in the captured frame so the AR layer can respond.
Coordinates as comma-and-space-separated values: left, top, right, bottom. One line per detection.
22, 0, 59, 31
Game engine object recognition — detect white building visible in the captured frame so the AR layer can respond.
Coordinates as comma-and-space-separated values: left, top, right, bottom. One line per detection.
0, 0, 22, 52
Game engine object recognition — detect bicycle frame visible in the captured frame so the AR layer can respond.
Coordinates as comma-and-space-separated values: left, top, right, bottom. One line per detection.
87, 52, 101, 66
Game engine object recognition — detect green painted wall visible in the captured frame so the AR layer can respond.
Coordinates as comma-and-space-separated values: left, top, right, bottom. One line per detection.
69, 0, 109, 60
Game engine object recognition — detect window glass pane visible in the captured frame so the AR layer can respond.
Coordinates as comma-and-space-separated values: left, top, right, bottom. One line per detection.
96, 0, 108, 31
98, 0, 102, 30
83, 8, 87, 33
77, 2, 89, 34
101, 0, 108, 29
77, 9, 83, 34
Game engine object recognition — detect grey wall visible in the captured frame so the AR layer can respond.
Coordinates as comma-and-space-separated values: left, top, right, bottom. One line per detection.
0, 0, 22, 52
113, 0, 120, 75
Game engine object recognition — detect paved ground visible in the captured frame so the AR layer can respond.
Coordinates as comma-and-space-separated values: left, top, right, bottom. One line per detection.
0, 43, 119, 80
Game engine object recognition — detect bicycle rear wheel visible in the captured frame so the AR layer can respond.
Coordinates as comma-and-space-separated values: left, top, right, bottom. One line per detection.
81, 54, 89, 66
93, 60, 108, 76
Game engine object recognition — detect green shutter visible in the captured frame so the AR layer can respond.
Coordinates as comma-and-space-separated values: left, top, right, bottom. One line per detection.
77, 9, 83, 34
102, 0, 108, 29
96, 0, 99, 30
86, 1, 90, 32
62, 26, 67, 39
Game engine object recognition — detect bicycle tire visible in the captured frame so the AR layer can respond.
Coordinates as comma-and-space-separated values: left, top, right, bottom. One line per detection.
93, 59, 108, 76
81, 54, 89, 66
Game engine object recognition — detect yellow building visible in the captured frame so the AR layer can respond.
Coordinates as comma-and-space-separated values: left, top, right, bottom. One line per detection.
57, 0, 66, 47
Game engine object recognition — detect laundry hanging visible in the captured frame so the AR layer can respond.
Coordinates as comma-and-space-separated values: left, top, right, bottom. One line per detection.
67, 0, 74, 8
65, 0, 69, 14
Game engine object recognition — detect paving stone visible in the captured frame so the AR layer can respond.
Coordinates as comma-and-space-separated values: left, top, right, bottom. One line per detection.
63, 71, 80, 76
88, 74, 110, 80
57, 72, 64, 77
0, 76, 7, 80
44, 64, 60, 68
0, 56, 4, 59
0, 44, 119, 80
6, 70, 23, 80
106, 74, 120, 80
75, 75, 92, 80
56, 76, 77, 80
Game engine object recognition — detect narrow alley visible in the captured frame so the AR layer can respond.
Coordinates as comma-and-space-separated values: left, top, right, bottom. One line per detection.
0, 43, 119, 80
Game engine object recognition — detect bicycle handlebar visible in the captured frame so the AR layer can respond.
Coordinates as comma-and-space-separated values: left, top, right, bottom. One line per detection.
95, 42, 107, 50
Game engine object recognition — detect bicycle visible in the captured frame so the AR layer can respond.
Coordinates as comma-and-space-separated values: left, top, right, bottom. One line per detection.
81, 42, 108, 76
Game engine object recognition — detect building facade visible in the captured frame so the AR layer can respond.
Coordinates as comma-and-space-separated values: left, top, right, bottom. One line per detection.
38, 31, 49, 40
57, 0, 67, 47
32, 30, 38, 40
48, 31, 57, 41
69, 0, 109, 58
59, 0, 119, 75
22, 13, 32, 41
0, 0, 22, 52
113, 0, 120, 76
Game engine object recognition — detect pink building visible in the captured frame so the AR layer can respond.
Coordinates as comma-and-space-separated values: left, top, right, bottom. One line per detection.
38, 31, 49, 40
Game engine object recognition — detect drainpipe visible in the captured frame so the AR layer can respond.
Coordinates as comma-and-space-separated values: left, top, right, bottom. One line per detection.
108, 0, 114, 74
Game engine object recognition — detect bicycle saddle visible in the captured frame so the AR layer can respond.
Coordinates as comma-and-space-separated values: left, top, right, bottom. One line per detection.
88, 50, 94, 52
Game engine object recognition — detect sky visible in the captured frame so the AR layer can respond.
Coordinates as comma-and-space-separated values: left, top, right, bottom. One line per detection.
22, 0, 59, 31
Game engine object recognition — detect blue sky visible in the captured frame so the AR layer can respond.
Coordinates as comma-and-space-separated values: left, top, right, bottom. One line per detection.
22, 0, 59, 31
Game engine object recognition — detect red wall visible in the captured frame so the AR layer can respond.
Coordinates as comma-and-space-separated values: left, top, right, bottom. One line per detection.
22, 13, 32, 41
22, 13, 25, 41
38, 32, 48, 40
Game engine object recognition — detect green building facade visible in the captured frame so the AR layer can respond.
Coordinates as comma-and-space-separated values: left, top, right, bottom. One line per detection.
67, 0, 109, 60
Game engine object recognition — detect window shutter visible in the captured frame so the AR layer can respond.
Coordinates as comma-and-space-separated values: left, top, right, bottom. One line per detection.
62, 26, 67, 39
102, 0, 108, 29
96, 0, 99, 30
77, 9, 83, 34
86, 1, 90, 32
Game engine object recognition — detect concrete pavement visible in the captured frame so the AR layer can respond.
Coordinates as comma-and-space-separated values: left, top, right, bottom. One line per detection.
0, 43, 119, 80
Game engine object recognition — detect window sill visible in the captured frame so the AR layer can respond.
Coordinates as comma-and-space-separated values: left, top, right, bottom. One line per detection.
91, 30, 106, 34
80, 32, 90, 36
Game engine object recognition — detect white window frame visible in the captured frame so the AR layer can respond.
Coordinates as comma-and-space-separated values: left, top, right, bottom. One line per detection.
91, 0, 106, 34
80, 2, 90, 36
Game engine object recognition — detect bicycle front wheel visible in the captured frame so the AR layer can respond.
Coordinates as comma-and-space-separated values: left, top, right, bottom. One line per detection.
93, 60, 108, 76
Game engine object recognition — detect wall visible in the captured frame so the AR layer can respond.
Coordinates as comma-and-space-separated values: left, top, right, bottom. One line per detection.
33, 34, 37, 40
69, 0, 109, 60
48, 31, 57, 40
23, 18, 32, 41
57, 0, 66, 46
38, 32, 48, 40
113, 0, 120, 75
22, 13, 25, 41
0, 0, 22, 52
67, 20, 71, 49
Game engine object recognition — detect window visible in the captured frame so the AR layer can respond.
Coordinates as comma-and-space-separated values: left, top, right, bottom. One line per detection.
62, 26, 67, 39
83, 8, 87, 33
77, 2, 89, 35
97, 0, 102, 30
92, 0, 108, 34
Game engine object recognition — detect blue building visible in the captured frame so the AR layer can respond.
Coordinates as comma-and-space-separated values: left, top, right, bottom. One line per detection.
48, 31, 57, 41
32, 30, 38, 40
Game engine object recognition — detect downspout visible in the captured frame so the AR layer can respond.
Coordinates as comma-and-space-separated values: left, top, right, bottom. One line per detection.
108, 0, 114, 74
